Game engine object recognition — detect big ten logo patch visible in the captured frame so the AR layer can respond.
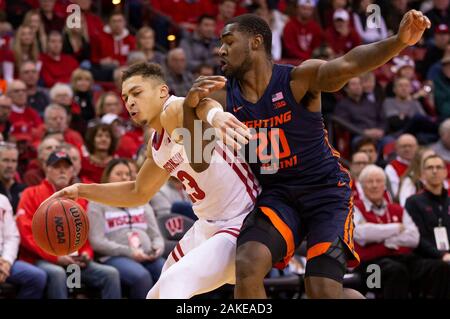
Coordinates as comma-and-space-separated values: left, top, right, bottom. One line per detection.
165, 216, 185, 237
66, 4, 81, 29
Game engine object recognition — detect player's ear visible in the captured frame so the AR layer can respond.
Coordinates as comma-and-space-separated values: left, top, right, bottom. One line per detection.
251, 35, 263, 51
159, 84, 169, 99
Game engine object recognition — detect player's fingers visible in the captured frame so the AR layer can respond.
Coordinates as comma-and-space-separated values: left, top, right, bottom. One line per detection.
230, 118, 252, 138
225, 128, 248, 145
222, 131, 242, 151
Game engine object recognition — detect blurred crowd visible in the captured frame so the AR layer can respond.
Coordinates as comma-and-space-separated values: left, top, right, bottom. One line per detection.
0, 0, 450, 299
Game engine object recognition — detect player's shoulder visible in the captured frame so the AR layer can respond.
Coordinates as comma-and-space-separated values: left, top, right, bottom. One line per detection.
291, 59, 327, 80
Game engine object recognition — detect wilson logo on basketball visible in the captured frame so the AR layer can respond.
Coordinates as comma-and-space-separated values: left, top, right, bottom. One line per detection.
69, 206, 83, 247
165, 217, 184, 237
54, 216, 65, 244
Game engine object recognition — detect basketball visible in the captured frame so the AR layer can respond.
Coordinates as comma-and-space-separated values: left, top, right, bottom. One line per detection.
32, 198, 89, 256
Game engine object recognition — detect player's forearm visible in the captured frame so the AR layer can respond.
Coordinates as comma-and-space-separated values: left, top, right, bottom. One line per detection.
317, 36, 407, 92
343, 35, 406, 75
77, 181, 149, 207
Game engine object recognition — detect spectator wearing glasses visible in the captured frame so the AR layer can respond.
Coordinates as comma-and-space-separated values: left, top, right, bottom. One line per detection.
0, 142, 27, 213
18, 61, 49, 117
6, 80, 42, 130
406, 154, 450, 263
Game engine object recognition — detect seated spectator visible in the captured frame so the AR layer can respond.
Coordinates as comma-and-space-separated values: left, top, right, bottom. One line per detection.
431, 119, 450, 171
282, 0, 323, 62
38, 0, 66, 34
360, 71, 384, 107
71, 68, 95, 129
193, 64, 215, 78
19, 61, 49, 117
48, 83, 81, 133
385, 134, 418, 199
320, 0, 350, 29
0, 142, 27, 213
164, 48, 194, 97
0, 95, 12, 140
418, 24, 450, 78
434, 55, 450, 120
252, 1, 287, 61
150, 177, 194, 219
115, 121, 144, 160
354, 165, 450, 298
352, 0, 388, 44
325, 9, 361, 56
6, 80, 42, 130
335, 76, 387, 147
386, 55, 422, 97
72, 0, 104, 44
215, 0, 237, 36
406, 154, 450, 262
135, 26, 165, 65
349, 151, 370, 201
355, 137, 379, 165
91, 11, 136, 81
427, 43, 450, 81
424, 0, 450, 40
80, 123, 117, 183
88, 159, 165, 299
12, 24, 40, 73
22, 9, 47, 53
383, 77, 437, 142
23, 136, 60, 186
384, 0, 409, 33
16, 150, 121, 299
398, 148, 437, 207
0, 193, 47, 298
35, 104, 84, 152
57, 142, 89, 184
95, 92, 123, 120
62, 14, 91, 64
179, 14, 220, 73
40, 31, 79, 88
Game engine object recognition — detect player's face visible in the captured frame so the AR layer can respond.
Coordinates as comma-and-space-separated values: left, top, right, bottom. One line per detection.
122, 76, 169, 127
219, 24, 253, 79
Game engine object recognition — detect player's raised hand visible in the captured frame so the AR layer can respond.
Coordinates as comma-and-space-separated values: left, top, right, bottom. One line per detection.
397, 10, 431, 46
185, 76, 227, 108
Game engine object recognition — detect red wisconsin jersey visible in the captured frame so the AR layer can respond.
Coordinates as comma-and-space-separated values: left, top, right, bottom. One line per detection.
151, 96, 260, 221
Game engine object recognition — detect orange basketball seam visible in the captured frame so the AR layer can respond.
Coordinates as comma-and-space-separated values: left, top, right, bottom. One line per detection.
59, 198, 72, 255
45, 200, 57, 255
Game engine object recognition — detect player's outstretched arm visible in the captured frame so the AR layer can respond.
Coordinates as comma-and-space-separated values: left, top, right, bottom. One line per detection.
294, 10, 431, 95
49, 150, 170, 207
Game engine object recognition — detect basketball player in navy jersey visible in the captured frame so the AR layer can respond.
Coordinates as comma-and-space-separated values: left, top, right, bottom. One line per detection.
186, 10, 431, 298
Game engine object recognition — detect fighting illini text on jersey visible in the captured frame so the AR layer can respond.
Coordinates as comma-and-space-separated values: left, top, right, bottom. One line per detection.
226, 64, 350, 189
151, 96, 261, 221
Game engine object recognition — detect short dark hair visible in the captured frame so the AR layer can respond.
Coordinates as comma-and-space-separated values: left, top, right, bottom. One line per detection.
422, 154, 446, 169
355, 137, 377, 152
101, 158, 131, 183
225, 14, 272, 58
121, 62, 166, 84
85, 123, 117, 156
197, 14, 215, 24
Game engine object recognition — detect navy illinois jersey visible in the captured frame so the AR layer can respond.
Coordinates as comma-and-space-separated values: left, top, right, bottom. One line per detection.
226, 63, 350, 189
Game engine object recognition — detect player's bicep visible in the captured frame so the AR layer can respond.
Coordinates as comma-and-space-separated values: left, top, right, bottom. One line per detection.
315, 57, 357, 92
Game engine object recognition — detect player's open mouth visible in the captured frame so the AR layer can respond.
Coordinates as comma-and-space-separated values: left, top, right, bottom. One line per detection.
220, 59, 228, 71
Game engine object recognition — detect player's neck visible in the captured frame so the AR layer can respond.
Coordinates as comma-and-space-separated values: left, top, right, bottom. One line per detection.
239, 59, 273, 103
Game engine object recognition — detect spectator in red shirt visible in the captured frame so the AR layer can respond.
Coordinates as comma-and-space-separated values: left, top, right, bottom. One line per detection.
40, 31, 79, 88
91, 12, 136, 81
282, 0, 323, 62
23, 136, 60, 186
6, 80, 42, 129
325, 8, 361, 56
72, 0, 104, 44
215, 0, 237, 36
16, 150, 121, 299
35, 104, 84, 151
80, 123, 117, 183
